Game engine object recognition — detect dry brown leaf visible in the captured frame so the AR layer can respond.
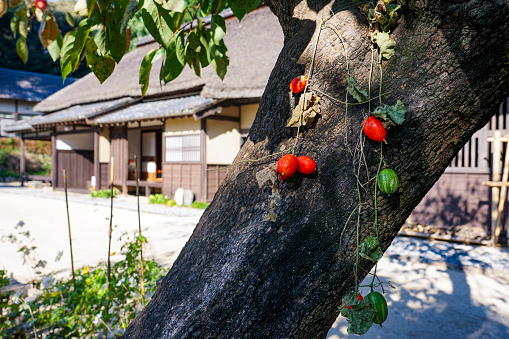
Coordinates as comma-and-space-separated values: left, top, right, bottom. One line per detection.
0, 0, 8, 18
256, 162, 278, 188
287, 92, 321, 127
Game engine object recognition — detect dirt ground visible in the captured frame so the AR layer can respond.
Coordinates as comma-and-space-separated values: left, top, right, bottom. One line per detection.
1, 186, 508, 338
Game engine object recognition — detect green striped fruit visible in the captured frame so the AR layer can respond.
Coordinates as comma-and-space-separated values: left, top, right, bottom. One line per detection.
377, 168, 398, 195
367, 291, 388, 325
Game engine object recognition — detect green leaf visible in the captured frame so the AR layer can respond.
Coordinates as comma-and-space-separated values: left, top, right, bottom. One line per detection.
47, 34, 63, 62
375, 32, 396, 59
93, 24, 107, 56
174, 30, 185, 64
10, 16, 18, 37
15, 36, 28, 64
207, 0, 227, 15
74, 0, 95, 17
161, 41, 184, 83
229, 0, 261, 20
60, 20, 91, 81
65, 12, 75, 27
197, 28, 212, 67
162, 0, 187, 12
359, 236, 383, 262
38, 14, 60, 49
372, 100, 406, 126
185, 31, 201, 77
120, 0, 138, 34
9, 0, 23, 8
347, 76, 369, 103
212, 55, 228, 80
87, 51, 116, 84
105, 12, 128, 63
340, 292, 376, 335
139, 48, 159, 96
15, 6, 28, 39
211, 14, 226, 44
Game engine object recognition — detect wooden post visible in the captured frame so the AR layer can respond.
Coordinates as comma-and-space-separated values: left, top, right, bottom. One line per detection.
494, 140, 509, 246
491, 131, 502, 246
94, 128, 100, 190
51, 131, 57, 189
201, 119, 207, 202
19, 136, 25, 186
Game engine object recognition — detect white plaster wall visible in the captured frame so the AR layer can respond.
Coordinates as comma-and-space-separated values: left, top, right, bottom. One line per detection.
240, 104, 259, 130
56, 133, 94, 151
206, 120, 240, 164
99, 128, 110, 162
164, 117, 201, 136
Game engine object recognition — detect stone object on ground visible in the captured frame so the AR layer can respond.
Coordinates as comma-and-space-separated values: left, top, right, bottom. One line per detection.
183, 189, 194, 206
174, 188, 184, 206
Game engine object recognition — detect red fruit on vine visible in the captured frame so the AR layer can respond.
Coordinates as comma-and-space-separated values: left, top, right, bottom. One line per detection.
363, 116, 387, 142
346, 306, 352, 309
357, 293, 363, 301
34, 0, 47, 10
277, 154, 299, 179
297, 156, 316, 174
289, 75, 307, 93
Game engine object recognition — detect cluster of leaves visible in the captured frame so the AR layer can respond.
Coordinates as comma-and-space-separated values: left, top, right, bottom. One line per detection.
89, 187, 120, 198
360, 236, 383, 262
190, 200, 210, 209
0, 233, 164, 338
148, 193, 170, 205
5, 0, 262, 96
347, 0, 406, 127
340, 291, 378, 335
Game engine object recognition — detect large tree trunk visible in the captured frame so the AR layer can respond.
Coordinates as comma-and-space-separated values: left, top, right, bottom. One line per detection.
124, 1, 509, 337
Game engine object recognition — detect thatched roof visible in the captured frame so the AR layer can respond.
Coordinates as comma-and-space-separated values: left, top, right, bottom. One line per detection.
0, 68, 76, 102
4, 98, 135, 133
34, 6, 283, 113
94, 95, 217, 125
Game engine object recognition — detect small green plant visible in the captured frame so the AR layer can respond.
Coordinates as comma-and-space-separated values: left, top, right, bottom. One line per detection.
0, 233, 164, 338
167, 199, 177, 206
190, 201, 210, 209
148, 193, 169, 205
89, 188, 120, 198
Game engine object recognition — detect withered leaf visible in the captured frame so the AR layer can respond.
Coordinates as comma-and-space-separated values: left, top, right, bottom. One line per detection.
287, 92, 320, 127
256, 162, 278, 188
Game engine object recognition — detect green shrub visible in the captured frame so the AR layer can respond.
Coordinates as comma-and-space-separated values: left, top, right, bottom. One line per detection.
89, 188, 120, 198
190, 201, 210, 209
148, 193, 169, 205
167, 199, 177, 206
0, 234, 164, 338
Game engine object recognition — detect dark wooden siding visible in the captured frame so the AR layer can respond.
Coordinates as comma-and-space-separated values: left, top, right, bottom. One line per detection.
162, 163, 202, 201
410, 172, 491, 231
56, 150, 94, 189
100, 162, 109, 189
206, 165, 228, 202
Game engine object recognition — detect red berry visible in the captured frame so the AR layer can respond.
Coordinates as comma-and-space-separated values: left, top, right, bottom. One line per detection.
363, 116, 387, 142
34, 0, 47, 10
297, 156, 316, 174
346, 306, 352, 309
277, 154, 299, 179
289, 75, 307, 93
357, 294, 363, 301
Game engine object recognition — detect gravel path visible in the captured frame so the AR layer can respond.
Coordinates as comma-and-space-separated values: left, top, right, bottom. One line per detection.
1, 185, 508, 338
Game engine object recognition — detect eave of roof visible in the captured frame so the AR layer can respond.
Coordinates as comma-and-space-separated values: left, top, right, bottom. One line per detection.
3, 120, 34, 133
94, 95, 218, 125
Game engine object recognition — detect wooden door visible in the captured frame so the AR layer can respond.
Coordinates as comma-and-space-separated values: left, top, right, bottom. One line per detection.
110, 126, 128, 189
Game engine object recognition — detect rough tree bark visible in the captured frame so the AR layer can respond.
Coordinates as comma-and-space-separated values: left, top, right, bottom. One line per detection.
124, 1, 509, 337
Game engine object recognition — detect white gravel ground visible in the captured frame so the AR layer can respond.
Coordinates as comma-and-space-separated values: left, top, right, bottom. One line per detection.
1, 185, 508, 338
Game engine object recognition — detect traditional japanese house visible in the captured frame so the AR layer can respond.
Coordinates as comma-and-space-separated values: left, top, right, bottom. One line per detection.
6, 7, 282, 201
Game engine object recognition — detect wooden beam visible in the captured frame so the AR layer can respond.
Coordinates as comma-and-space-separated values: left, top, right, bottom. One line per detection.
51, 130, 57, 189
488, 136, 509, 142
201, 119, 207, 202
204, 115, 240, 122
20, 137, 25, 187
491, 131, 502, 246
94, 128, 100, 190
